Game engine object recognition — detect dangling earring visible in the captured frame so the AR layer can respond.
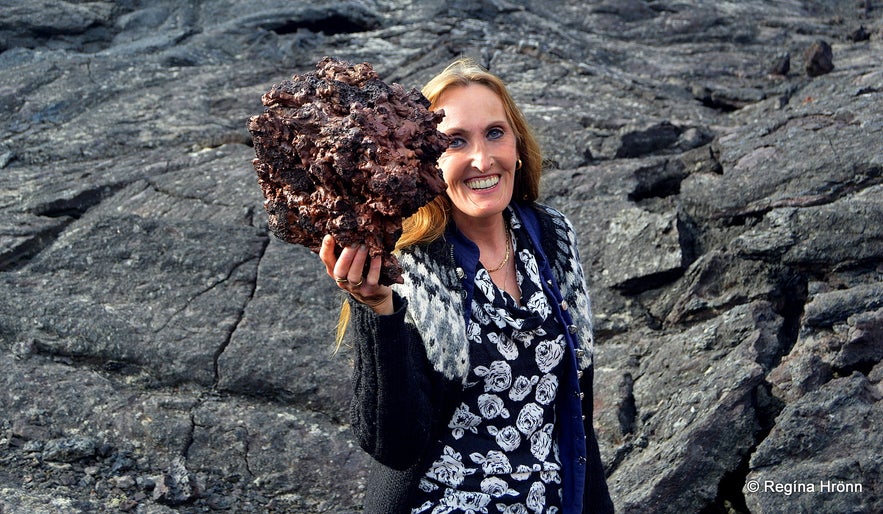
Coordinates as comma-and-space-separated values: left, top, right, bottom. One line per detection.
515, 158, 523, 171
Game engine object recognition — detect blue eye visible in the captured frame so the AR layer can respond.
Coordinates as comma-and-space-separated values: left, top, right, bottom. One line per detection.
448, 137, 466, 149
487, 127, 504, 140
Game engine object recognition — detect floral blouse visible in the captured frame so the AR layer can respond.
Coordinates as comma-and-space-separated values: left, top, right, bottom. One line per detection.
411, 211, 567, 514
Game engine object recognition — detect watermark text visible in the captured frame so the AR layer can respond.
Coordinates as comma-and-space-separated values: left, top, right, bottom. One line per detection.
745, 479, 863, 495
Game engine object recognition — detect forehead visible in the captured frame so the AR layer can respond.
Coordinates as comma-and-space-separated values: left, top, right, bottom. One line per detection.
435, 83, 507, 125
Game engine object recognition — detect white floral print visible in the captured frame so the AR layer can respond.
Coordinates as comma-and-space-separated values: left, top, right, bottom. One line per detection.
529, 424, 554, 462
526, 481, 546, 514
449, 403, 482, 439
512, 327, 543, 348
540, 470, 561, 484
487, 425, 522, 452
418, 477, 439, 493
412, 210, 567, 512
472, 298, 493, 326
480, 476, 519, 498
496, 504, 530, 514
534, 337, 565, 373
525, 291, 551, 320
470, 450, 513, 475
511, 465, 534, 481
489, 332, 519, 360
477, 393, 510, 419
412, 500, 433, 513
425, 445, 476, 489
534, 374, 558, 405
435, 488, 491, 513
475, 360, 513, 392
515, 403, 544, 437
476, 270, 498, 304
509, 375, 538, 401
467, 318, 484, 344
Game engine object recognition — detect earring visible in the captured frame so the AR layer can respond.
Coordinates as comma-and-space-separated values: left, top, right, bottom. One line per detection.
515, 158, 523, 170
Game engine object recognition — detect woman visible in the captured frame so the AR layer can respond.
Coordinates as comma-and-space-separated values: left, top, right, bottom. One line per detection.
319, 58, 613, 513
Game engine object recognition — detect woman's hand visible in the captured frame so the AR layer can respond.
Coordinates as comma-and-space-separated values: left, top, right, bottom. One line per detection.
319, 235, 394, 315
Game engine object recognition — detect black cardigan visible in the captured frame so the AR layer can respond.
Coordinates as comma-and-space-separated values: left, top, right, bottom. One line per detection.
347, 203, 614, 513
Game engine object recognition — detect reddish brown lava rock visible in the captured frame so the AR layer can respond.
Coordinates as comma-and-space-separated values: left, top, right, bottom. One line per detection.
248, 57, 449, 285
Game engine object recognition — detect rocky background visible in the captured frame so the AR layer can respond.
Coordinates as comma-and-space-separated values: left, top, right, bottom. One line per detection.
1, 1, 881, 513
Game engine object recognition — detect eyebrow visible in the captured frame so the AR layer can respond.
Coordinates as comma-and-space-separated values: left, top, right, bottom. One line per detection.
442, 119, 509, 133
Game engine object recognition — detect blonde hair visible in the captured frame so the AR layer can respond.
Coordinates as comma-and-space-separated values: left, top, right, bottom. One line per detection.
335, 57, 543, 346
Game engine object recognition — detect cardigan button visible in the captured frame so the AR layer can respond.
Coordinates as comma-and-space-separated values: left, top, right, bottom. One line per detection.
578, 456, 586, 465
456, 267, 465, 279
579, 392, 585, 400
569, 325, 578, 335
560, 300, 569, 311
577, 370, 584, 379
575, 348, 585, 358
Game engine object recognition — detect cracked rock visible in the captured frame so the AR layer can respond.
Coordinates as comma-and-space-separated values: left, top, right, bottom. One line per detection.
152, 456, 198, 506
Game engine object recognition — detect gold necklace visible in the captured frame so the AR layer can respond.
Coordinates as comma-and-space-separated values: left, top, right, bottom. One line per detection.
485, 228, 511, 273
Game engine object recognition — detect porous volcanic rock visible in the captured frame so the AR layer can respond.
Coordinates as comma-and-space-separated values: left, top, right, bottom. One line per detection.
248, 56, 449, 285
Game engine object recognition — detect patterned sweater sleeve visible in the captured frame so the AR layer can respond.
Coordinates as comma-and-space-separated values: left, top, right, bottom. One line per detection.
347, 293, 442, 471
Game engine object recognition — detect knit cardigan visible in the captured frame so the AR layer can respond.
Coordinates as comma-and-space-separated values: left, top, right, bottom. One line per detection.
348, 202, 613, 514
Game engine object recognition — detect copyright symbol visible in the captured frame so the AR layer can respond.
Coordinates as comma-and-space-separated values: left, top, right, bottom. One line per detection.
746, 480, 760, 493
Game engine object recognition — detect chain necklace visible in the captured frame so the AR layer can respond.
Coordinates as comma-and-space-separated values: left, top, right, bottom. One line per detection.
484, 228, 512, 273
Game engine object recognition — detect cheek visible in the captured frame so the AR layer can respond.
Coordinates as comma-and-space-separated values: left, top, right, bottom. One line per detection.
438, 155, 457, 183
490, 138, 518, 171
503, 140, 519, 165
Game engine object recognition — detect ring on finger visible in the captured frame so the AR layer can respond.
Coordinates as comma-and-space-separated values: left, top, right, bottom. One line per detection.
334, 276, 349, 284
351, 277, 364, 287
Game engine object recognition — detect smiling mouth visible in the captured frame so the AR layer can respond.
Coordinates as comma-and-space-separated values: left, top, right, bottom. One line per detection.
466, 175, 500, 190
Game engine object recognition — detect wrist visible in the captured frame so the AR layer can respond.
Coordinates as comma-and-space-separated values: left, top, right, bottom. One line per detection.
349, 290, 395, 316
365, 294, 394, 315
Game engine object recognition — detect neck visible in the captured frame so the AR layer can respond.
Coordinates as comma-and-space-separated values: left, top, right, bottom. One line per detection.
451, 211, 507, 245
453, 212, 511, 275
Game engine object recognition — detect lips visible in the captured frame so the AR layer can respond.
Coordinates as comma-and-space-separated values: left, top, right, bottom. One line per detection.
465, 175, 500, 190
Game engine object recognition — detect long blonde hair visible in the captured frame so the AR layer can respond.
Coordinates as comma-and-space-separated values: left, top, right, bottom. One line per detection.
335, 57, 543, 346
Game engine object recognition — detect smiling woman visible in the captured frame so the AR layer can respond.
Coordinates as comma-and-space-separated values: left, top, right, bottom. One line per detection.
320, 58, 613, 514
434, 83, 518, 229
432, 82, 520, 301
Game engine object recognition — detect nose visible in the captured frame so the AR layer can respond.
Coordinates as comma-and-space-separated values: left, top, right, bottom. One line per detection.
470, 140, 493, 173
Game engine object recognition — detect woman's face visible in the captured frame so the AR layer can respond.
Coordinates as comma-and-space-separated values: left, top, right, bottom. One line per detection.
435, 83, 518, 224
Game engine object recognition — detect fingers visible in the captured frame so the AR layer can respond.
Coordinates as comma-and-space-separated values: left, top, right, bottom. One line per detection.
319, 236, 393, 314
344, 244, 369, 286
319, 235, 339, 279
355, 255, 394, 315
322, 235, 369, 288
365, 253, 383, 286
332, 244, 366, 286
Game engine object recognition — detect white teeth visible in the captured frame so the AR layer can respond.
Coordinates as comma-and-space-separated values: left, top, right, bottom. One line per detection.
467, 176, 499, 190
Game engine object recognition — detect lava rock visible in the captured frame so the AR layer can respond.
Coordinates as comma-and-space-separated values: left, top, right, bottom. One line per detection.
42, 436, 98, 463
767, 51, 790, 76
248, 56, 450, 285
804, 40, 835, 77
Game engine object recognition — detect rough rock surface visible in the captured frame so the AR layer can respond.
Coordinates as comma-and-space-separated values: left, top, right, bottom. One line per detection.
248, 56, 449, 285
0, 1, 881, 513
